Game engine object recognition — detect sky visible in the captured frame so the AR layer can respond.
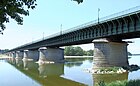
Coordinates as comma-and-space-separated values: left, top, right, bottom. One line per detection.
0, 0, 140, 54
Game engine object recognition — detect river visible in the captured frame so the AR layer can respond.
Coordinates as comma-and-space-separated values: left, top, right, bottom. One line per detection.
0, 56, 140, 86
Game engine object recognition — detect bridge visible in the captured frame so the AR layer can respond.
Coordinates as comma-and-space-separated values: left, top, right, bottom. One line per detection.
6, 6, 140, 68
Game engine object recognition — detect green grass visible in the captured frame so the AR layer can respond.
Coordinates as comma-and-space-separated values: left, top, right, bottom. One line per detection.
97, 79, 140, 86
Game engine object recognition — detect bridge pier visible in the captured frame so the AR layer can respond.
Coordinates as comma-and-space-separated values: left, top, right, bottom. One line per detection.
38, 47, 64, 63
23, 50, 39, 61
15, 51, 23, 59
6, 53, 10, 57
8, 52, 12, 57
11, 52, 16, 58
93, 38, 129, 69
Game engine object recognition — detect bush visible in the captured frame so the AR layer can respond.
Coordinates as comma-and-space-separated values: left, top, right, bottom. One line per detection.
98, 79, 140, 86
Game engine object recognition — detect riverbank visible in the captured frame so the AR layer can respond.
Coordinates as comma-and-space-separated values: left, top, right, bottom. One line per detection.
64, 56, 93, 58
0, 54, 12, 60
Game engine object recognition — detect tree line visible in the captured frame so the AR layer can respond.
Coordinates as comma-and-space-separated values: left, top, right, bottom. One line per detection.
64, 46, 132, 56
0, 49, 9, 54
64, 46, 94, 56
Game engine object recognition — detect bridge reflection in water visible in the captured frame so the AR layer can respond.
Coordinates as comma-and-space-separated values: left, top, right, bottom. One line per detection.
7, 58, 130, 86
8, 58, 86, 86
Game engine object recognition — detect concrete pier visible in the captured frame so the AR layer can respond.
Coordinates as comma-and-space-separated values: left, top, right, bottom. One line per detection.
39, 47, 64, 63
8, 52, 12, 57
93, 38, 129, 69
11, 52, 16, 58
23, 50, 39, 61
15, 51, 23, 59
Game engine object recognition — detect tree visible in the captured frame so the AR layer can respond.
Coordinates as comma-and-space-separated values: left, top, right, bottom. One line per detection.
64, 46, 93, 56
85, 49, 94, 56
64, 46, 75, 56
0, 0, 82, 34
74, 46, 84, 56
72, 0, 83, 4
128, 52, 132, 56
0, 0, 37, 34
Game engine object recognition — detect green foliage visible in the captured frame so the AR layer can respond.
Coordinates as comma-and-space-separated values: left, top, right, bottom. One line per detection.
97, 80, 140, 86
64, 46, 84, 56
0, 0, 37, 34
128, 52, 132, 56
72, 0, 83, 4
64, 46, 93, 56
98, 81, 106, 86
100, 67, 120, 72
122, 64, 140, 72
0, 49, 9, 54
74, 46, 84, 56
127, 79, 140, 86
64, 46, 74, 56
85, 49, 94, 56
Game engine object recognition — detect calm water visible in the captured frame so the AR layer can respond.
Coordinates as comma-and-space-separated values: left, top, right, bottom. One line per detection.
0, 56, 140, 86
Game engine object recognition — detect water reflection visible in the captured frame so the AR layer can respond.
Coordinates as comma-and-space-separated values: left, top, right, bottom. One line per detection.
93, 72, 128, 85
38, 63, 64, 77
15, 58, 23, 67
5, 56, 140, 86
0, 60, 41, 86
8, 59, 85, 86
65, 57, 93, 62
65, 61, 83, 68
9, 58, 16, 64
65, 58, 93, 68
22, 59, 39, 71
23, 59, 29, 70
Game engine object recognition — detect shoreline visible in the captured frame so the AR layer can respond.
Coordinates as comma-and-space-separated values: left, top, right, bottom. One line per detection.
0, 55, 12, 60
64, 56, 93, 58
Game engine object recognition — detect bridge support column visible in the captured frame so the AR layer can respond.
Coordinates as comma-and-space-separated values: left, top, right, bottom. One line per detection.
11, 52, 16, 58
8, 52, 12, 57
93, 38, 129, 69
39, 47, 64, 63
15, 51, 23, 59
23, 50, 39, 61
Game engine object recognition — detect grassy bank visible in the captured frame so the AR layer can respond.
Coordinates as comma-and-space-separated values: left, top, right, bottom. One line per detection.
97, 79, 140, 86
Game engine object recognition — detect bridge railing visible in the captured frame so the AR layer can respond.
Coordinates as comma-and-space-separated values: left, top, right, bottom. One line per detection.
62, 5, 140, 35
11, 6, 140, 50
36, 6, 140, 42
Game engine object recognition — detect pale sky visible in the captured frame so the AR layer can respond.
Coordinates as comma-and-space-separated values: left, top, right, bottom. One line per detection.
0, 0, 140, 54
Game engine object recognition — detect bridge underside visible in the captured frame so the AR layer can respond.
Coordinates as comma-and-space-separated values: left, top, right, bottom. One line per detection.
6, 7, 140, 69
9, 12, 140, 51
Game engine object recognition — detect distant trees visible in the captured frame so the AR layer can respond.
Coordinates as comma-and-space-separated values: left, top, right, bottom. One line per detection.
64, 46, 132, 56
85, 49, 94, 56
64, 46, 94, 56
0, 49, 9, 54
64, 46, 84, 56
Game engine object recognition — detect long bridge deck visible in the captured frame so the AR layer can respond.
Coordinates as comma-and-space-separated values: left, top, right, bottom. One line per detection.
9, 6, 140, 51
